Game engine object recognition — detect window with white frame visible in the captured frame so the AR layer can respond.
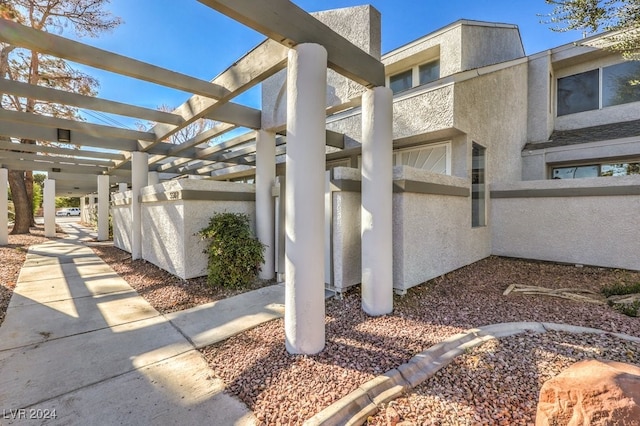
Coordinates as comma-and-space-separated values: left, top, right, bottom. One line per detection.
393, 142, 451, 174
356, 141, 452, 175
388, 59, 441, 94
557, 61, 640, 116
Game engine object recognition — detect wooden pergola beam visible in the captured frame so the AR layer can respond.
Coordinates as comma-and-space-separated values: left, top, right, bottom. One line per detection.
0, 139, 125, 161
197, 0, 385, 87
0, 78, 185, 126
0, 150, 115, 168
148, 38, 286, 144
0, 109, 154, 142
0, 19, 226, 99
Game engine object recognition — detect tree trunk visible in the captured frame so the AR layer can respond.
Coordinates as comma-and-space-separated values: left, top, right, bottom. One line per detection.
25, 170, 35, 226
8, 170, 31, 234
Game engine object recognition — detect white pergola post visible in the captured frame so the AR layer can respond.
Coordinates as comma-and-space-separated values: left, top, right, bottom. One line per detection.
43, 179, 56, 238
97, 174, 110, 241
361, 86, 393, 316
0, 168, 7, 245
284, 43, 328, 355
131, 152, 148, 260
256, 130, 276, 280
147, 171, 160, 186
119, 182, 128, 192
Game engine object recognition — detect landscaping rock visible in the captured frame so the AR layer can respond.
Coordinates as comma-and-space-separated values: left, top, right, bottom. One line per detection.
536, 359, 640, 426
385, 406, 400, 426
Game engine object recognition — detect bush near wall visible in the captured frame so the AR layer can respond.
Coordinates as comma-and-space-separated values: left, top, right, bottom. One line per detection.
199, 212, 265, 289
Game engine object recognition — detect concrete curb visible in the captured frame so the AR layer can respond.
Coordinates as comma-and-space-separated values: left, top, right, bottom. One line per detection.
304, 322, 640, 426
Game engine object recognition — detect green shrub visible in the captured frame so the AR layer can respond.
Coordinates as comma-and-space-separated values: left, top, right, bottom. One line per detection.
198, 212, 265, 288
613, 300, 640, 317
602, 281, 640, 298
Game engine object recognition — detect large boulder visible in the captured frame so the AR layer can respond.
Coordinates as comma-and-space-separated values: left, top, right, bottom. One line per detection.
536, 359, 640, 426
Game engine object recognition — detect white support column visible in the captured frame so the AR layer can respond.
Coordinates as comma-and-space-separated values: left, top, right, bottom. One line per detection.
147, 171, 160, 186
285, 43, 328, 355
0, 168, 7, 245
361, 86, 394, 316
97, 175, 110, 241
131, 152, 148, 260
43, 179, 56, 238
256, 130, 276, 280
119, 183, 128, 192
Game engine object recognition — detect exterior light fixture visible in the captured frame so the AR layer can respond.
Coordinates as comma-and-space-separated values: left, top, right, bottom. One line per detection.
57, 128, 71, 142
52, 168, 61, 173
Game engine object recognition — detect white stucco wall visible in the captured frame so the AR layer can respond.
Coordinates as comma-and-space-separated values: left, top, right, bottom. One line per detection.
491, 176, 640, 271
111, 191, 132, 253
140, 180, 256, 280
392, 166, 487, 292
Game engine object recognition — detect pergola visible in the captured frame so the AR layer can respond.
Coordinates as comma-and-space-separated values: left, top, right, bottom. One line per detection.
0, 0, 393, 355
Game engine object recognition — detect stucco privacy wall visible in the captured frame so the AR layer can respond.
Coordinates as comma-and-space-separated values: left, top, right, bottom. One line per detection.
329, 167, 361, 291
393, 166, 486, 292
491, 176, 640, 271
140, 179, 256, 280
326, 166, 483, 293
111, 190, 132, 253
261, 5, 380, 130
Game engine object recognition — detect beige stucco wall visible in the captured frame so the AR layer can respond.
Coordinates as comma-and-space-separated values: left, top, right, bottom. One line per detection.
111, 191, 132, 253
491, 176, 640, 271
454, 62, 529, 184
460, 24, 524, 70
261, 5, 380, 131
140, 180, 256, 280
527, 52, 554, 143
329, 167, 361, 291
393, 166, 487, 292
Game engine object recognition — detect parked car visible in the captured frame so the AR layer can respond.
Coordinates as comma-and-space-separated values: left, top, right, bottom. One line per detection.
56, 207, 81, 217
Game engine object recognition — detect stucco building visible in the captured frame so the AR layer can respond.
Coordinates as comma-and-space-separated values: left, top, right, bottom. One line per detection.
107, 7, 640, 294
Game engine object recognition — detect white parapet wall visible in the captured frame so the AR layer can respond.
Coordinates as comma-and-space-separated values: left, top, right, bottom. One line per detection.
111, 190, 132, 253
491, 176, 640, 271
327, 166, 489, 293
140, 179, 256, 280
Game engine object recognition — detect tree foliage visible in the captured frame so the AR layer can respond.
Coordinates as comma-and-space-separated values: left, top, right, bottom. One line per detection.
545, 0, 640, 58
0, 0, 121, 233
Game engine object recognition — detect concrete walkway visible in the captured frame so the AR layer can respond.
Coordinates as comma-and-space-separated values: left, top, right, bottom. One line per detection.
0, 222, 284, 425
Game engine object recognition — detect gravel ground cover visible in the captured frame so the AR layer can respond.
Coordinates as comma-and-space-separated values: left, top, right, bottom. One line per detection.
370, 331, 640, 425
0, 226, 57, 326
198, 256, 640, 425
88, 244, 274, 314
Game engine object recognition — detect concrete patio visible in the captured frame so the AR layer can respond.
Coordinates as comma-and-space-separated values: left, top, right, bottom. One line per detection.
0, 223, 285, 425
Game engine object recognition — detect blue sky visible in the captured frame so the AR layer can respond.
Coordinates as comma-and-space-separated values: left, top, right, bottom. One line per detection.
66, 0, 586, 128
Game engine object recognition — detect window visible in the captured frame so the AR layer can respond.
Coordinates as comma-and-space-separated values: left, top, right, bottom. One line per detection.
557, 69, 599, 116
472, 143, 486, 227
602, 61, 640, 107
552, 161, 640, 179
393, 143, 451, 174
388, 59, 441, 94
419, 60, 440, 85
389, 70, 413, 94
557, 61, 640, 116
